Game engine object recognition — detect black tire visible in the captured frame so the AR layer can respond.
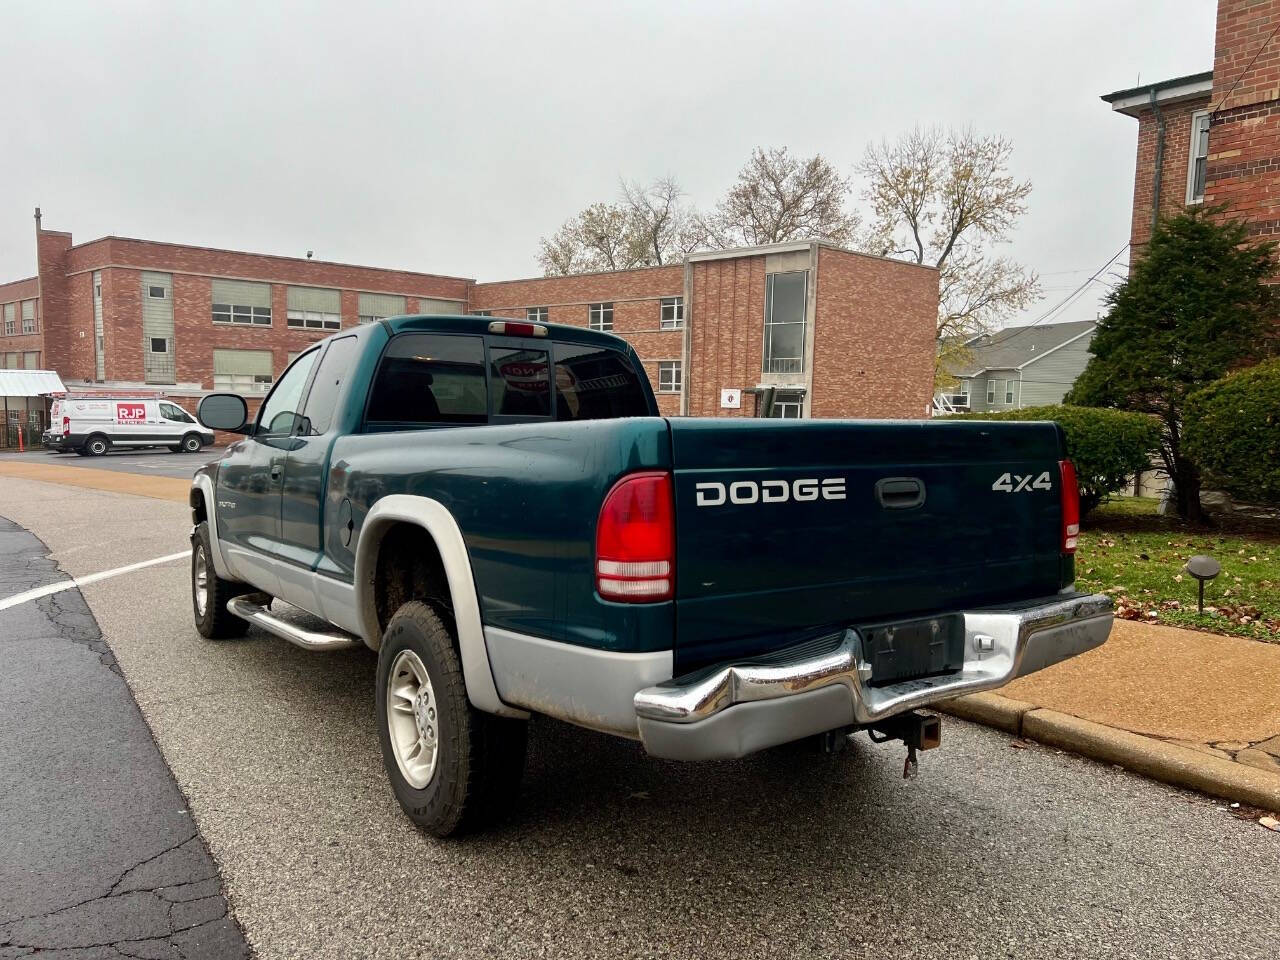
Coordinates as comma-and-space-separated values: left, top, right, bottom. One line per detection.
191, 521, 250, 639
85, 434, 110, 457
168, 445, 183, 453
180, 433, 203, 453
375, 601, 527, 837
73, 448, 88, 457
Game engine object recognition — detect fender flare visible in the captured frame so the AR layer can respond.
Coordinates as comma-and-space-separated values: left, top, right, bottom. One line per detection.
353, 495, 527, 719
190, 474, 237, 582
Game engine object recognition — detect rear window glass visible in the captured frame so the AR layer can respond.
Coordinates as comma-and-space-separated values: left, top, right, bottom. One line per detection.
366, 334, 487, 425
554, 344, 649, 421
489, 346, 551, 418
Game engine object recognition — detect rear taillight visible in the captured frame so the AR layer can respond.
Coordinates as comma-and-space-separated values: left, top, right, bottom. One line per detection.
1059, 459, 1080, 554
62, 416, 70, 436
595, 471, 674, 602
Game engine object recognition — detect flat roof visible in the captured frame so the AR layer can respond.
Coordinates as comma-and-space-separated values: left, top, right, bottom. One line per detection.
1101, 70, 1213, 116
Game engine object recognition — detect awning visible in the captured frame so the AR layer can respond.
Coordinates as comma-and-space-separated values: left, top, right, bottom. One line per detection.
0, 369, 68, 397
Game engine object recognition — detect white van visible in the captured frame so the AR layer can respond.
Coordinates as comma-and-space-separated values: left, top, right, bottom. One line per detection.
53, 397, 215, 456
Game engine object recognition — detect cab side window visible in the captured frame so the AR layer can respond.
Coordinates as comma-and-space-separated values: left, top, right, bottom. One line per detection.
366, 334, 487, 428
302, 336, 358, 435
160, 402, 195, 423
257, 350, 318, 438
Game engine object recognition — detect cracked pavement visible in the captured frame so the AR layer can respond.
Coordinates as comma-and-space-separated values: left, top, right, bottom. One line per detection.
0, 515, 248, 960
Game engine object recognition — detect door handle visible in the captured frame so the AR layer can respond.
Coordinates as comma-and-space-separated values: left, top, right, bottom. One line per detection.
875, 477, 926, 509
270, 464, 282, 482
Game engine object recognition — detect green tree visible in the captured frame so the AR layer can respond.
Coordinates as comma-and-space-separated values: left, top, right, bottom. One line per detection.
1067, 207, 1279, 523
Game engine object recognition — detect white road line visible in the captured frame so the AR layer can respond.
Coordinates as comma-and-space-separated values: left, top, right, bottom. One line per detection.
0, 550, 189, 612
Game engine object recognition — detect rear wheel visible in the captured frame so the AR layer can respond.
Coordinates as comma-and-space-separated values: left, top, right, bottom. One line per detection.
85, 434, 110, 457
375, 601, 527, 837
180, 433, 203, 453
191, 521, 249, 639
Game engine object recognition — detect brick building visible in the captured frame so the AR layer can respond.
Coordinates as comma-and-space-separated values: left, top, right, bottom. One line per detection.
1103, 0, 1280, 253
1, 210, 936, 430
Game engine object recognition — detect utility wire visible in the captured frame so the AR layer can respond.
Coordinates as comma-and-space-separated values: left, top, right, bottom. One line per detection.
1211, 21, 1280, 114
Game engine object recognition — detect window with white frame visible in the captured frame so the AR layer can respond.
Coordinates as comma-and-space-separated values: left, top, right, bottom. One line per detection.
213, 348, 275, 394
589, 302, 613, 331
657, 360, 682, 393
211, 279, 272, 326
21, 300, 36, 334
660, 296, 683, 329
1187, 111, 1210, 204
358, 292, 406, 325
471, 310, 491, 317
2, 303, 14, 336
527, 306, 548, 323
770, 390, 804, 419
147, 285, 167, 300
1005, 380, 1016, 404
287, 286, 341, 330
987, 380, 997, 404
763, 271, 807, 373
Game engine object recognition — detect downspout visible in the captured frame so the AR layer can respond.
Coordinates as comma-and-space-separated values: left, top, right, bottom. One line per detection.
1149, 89, 1166, 234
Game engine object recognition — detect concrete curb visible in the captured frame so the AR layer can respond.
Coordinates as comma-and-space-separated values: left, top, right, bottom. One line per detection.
939, 694, 1280, 811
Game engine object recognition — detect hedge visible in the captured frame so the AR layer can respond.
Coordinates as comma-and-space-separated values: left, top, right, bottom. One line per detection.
1184, 358, 1280, 505
946, 404, 1163, 515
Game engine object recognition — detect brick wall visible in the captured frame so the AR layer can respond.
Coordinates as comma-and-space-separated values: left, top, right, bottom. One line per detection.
811, 248, 936, 419
1128, 95, 1211, 250
0, 275, 42, 366
1207, 0, 1280, 239
471, 266, 685, 414
687, 255, 768, 417
36, 231, 72, 373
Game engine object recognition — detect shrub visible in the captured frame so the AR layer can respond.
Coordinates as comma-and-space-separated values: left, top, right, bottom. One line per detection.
1184, 359, 1280, 505
947, 404, 1163, 515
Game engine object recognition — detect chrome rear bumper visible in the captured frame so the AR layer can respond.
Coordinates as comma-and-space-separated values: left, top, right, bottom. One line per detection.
633, 592, 1112, 761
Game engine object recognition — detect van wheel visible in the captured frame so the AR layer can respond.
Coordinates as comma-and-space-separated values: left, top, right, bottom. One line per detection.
181, 433, 203, 453
375, 601, 527, 837
73, 448, 88, 457
191, 521, 249, 639
85, 434, 110, 457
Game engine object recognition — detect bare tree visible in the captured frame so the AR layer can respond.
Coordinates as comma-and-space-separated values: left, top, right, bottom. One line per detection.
537, 202, 641, 276
619, 176, 695, 266
700, 147, 859, 248
859, 127, 1040, 350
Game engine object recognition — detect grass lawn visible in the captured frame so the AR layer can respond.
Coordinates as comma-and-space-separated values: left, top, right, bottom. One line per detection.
1077, 497, 1280, 643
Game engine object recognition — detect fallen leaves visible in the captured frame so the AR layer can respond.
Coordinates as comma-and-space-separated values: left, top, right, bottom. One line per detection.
1260, 816, 1280, 832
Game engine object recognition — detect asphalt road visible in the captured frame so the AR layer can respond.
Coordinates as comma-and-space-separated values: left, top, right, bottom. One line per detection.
0, 447, 223, 479
1, 475, 1278, 959
0, 513, 248, 958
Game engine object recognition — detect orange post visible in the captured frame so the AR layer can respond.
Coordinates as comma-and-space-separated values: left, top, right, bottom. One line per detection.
17, 426, 23, 453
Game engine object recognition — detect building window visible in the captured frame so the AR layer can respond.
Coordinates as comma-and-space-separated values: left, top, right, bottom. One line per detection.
287, 286, 341, 330
23, 351, 40, 369
213, 348, 275, 394
527, 306, 549, 323
589, 303, 614, 331
471, 310, 491, 317
987, 381, 998, 405
1187, 110, 1210, 204
958, 379, 970, 401
1005, 380, 1016, 404
657, 360, 682, 393
770, 390, 804, 418
212, 279, 271, 326
357, 292, 406, 326
21, 300, 36, 334
2, 303, 13, 337
660, 296, 684, 329
148, 285, 167, 299
763, 271, 807, 373
150, 337, 168, 354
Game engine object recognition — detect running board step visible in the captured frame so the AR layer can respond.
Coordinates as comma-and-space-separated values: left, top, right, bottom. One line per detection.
226, 594, 362, 651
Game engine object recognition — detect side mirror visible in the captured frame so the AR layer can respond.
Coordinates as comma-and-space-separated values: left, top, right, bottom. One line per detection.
199, 393, 251, 434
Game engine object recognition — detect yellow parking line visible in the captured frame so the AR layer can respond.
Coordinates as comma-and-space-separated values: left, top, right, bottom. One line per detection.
0, 460, 190, 503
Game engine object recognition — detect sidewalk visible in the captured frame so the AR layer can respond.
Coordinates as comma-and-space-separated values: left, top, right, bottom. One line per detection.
944, 619, 1280, 810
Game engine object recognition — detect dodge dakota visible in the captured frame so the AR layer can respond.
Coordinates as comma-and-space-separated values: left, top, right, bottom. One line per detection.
190, 315, 1112, 836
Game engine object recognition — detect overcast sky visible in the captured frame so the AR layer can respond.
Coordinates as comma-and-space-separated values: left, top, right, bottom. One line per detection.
0, 1, 1215, 327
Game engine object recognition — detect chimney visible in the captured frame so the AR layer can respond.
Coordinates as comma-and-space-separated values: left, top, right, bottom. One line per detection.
34, 206, 42, 230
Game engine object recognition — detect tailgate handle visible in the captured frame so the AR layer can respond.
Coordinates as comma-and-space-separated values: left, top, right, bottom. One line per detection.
875, 477, 925, 509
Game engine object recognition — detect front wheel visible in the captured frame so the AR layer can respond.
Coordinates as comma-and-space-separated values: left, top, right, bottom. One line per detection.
375, 601, 527, 837
191, 521, 249, 639
180, 433, 203, 453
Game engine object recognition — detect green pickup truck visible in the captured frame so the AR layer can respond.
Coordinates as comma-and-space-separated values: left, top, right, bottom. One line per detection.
190, 315, 1112, 836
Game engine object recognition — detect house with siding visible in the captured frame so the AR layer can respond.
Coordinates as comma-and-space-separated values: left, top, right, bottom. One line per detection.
934, 320, 1097, 414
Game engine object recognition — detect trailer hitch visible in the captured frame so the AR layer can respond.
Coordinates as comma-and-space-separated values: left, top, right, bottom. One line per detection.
867, 711, 942, 779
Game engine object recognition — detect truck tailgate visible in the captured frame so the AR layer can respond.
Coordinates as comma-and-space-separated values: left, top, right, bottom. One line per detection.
669, 418, 1067, 672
